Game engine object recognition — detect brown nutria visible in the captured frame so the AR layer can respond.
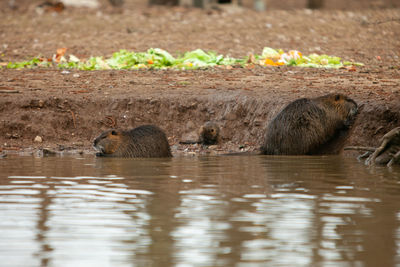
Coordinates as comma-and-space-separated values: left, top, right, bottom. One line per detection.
261, 93, 358, 155
199, 121, 220, 145
94, 125, 172, 158
179, 121, 220, 145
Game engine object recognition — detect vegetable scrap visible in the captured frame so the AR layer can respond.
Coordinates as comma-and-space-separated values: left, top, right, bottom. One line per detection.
5, 47, 363, 70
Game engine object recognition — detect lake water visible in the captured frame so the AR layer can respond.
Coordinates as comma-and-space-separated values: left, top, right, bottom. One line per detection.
0, 155, 400, 267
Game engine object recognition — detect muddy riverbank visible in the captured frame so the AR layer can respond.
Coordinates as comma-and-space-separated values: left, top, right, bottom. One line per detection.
0, 4, 399, 156
1, 66, 399, 156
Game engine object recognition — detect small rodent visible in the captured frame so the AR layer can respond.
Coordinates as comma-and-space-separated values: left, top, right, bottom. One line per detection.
179, 121, 220, 145
199, 121, 220, 145
94, 125, 172, 158
261, 93, 358, 155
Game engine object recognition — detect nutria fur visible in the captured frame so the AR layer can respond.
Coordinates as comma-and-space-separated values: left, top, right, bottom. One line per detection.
94, 125, 172, 158
261, 93, 358, 155
179, 121, 220, 145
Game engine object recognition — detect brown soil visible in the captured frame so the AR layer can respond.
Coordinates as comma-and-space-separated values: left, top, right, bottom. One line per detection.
0, 1, 399, 156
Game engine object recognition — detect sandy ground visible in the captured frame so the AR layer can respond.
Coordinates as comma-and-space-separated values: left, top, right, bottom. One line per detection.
0, 1, 399, 156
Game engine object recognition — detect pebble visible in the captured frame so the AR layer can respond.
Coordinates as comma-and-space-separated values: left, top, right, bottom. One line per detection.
73, 142, 84, 147
186, 120, 195, 130
34, 136, 43, 143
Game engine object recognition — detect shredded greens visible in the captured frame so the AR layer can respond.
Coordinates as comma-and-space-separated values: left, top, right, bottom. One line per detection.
5, 47, 363, 70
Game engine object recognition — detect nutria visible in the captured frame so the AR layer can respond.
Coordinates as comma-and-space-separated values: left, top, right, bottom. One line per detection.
261, 93, 358, 155
94, 125, 172, 158
199, 121, 220, 145
179, 121, 220, 145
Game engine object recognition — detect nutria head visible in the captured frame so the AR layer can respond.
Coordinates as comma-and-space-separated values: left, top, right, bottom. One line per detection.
315, 93, 358, 126
93, 129, 123, 156
200, 121, 220, 145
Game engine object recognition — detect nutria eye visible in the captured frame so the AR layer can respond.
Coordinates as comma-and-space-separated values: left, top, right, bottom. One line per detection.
111, 130, 117, 135
211, 129, 214, 132
335, 95, 341, 101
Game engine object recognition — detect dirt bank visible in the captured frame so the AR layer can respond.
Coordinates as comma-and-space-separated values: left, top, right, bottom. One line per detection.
0, 4, 399, 156
1, 66, 399, 156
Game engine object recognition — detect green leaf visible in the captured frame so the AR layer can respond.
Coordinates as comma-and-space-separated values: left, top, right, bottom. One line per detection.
261, 47, 280, 59
148, 48, 175, 65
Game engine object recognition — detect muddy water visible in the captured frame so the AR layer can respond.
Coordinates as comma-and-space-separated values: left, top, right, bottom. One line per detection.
0, 155, 400, 267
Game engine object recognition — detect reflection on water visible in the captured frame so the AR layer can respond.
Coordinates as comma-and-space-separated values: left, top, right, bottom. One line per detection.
0, 155, 400, 266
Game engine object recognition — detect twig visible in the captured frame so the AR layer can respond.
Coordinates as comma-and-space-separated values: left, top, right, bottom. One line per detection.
69, 110, 77, 129
105, 116, 116, 128
0, 90, 19, 94
2, 147, 21, 151
344, 146, 376, 152
358, 151, 371, 160
374, 126, 384, 135
387, 150, 400, 167
365, 18, 400, 25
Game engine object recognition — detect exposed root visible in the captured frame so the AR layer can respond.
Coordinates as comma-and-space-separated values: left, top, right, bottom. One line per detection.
69, 110, 77, 129
364, 127, 400, 167
387, 150, 400, 168
344, 146, 376, 152
358, 151, 371, 160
